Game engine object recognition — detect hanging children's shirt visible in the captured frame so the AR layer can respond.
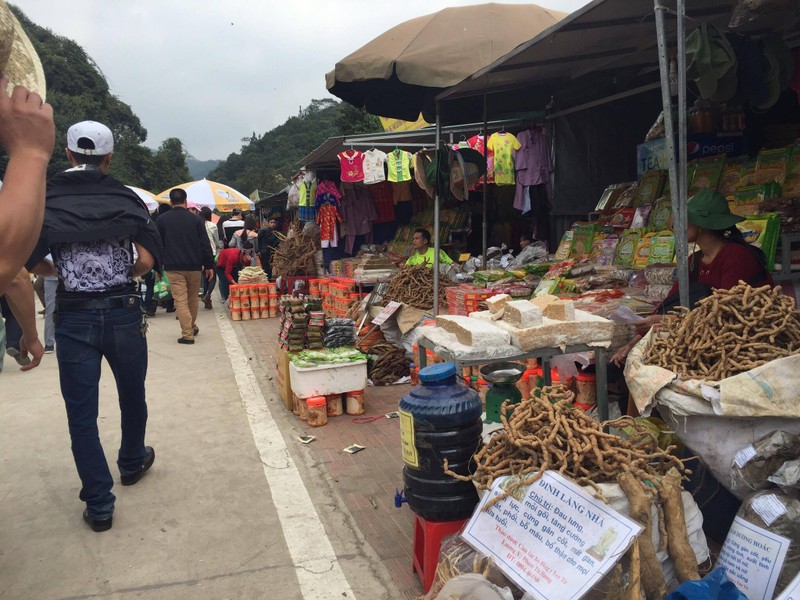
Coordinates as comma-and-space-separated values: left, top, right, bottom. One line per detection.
362, 149, 388, 184
387, 149, 413, 182
487, 132, 521, 185
316, 203, 343, 248
338, 150, 365, 182
297, 177, 318, 222
467, 134, 495, 185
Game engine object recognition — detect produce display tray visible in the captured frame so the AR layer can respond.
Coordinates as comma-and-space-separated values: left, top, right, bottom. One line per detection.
289, 360, 367, 398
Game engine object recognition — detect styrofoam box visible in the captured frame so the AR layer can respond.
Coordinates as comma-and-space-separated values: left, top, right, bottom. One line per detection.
289, 360, 368, 398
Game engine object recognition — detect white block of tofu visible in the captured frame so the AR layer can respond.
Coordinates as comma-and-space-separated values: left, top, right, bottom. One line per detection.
542, 299, 576, 321
503, 300, 543, 328
471, 309, 614, 351
436, 315, 510, 347
486, 294, 511, 314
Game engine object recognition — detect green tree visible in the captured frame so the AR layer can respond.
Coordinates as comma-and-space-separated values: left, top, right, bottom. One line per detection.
208, 99, 383, 196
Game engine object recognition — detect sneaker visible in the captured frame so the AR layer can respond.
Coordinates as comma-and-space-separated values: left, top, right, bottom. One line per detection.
192, 325, 199, 336
145, 308, 156, 317
44, 345, 55, 354
6, 347, 31, 367
83, 509, 113, 532
177, 337, 195, 345
120, 447, 155, 486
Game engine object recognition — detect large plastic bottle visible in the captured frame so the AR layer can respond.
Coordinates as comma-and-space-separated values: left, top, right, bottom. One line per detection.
399, 363, 483, 521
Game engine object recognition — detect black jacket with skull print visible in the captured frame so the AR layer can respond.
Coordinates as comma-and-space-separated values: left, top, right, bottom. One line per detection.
26, 169, 163, 287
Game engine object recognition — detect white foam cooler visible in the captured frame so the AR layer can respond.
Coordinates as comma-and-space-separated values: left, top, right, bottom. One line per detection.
289, 360, 368, 398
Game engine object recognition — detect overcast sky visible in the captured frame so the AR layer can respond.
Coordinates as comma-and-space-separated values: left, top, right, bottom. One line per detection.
17, 0, 592, 161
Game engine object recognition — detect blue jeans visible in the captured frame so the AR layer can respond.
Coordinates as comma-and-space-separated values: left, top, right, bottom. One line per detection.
55, 301, 149, 518
216, 266, 235, 301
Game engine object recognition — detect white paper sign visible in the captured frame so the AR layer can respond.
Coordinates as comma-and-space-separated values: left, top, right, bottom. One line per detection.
775, 570, 800, 600
371, 301, 402, 326
734, 445, 757, 469
461, 471, 642, 600
751, 494, 788, 526
716, 516, 791, 600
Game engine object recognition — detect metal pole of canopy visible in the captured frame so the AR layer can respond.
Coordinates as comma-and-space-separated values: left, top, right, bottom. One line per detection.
482, 94, 488, 270
655, 0, 689, 308
676, 0, 690, 308
433, 105, 441, 317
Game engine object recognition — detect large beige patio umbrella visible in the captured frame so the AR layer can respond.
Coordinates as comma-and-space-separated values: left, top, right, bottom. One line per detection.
326, 3, 566, 121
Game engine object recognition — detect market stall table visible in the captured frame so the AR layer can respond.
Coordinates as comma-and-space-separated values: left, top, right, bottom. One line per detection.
416, 336, 609, 421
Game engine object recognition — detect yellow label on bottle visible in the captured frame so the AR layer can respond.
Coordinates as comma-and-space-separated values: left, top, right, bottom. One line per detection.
398, 409, 419, 468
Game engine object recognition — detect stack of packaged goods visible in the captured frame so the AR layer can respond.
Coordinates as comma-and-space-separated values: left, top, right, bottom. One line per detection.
228, 284, 270, 321
323, 318, 356, 348
325, 278, 360, 318
306, 298, 325, 350
279, 297, 307, 352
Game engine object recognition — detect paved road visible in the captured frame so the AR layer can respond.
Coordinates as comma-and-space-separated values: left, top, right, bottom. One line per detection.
0, 303, 397, 599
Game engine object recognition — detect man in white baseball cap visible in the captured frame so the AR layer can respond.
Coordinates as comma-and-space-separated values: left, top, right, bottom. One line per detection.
66, 120, 114, 158
26, 118, 163, 532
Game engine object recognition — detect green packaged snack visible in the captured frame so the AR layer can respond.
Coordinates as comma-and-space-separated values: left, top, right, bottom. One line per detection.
736, 212, 780, 271
648, 231, 676, 264
614, 229, 642, 268
554, 230, 574, 261
570, 223, 597, 259
754, 147, 789, 186
688, 155, 725, 195
636, 170, 666, 206
648, 196, 673, 229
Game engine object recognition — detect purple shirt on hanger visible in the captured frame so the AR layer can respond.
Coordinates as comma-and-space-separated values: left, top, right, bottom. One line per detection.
514, 127, 552, 212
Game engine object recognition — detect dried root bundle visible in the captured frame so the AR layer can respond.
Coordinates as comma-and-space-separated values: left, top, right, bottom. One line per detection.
444, 385, 689, 510
271, 221, 319, 277
367, 342, 410, 385
383, 264, 447, 310
645, 281, 800, 381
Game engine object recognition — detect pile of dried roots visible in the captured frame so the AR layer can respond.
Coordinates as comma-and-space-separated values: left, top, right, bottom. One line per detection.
445, 385, 688, 509
271, 222, 319, 277
383, 264, 447, 310
366, 342, 410, 385
645, 281, 800, 380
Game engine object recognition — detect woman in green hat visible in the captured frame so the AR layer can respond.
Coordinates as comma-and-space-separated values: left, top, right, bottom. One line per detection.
612, 189, 772, 369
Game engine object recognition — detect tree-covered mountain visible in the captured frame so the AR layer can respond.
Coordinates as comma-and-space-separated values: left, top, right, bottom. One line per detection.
209, 100, 382, 195
187, 156, 221, 180
2, 5, 190, 192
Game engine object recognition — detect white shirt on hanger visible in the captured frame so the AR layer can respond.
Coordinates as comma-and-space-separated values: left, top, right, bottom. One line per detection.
362, 149, 388, 185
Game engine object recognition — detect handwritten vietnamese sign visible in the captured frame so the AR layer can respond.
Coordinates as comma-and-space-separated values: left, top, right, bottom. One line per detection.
716, 516, 790, 600
371, 301, 402, 326
461, 471, 642, 600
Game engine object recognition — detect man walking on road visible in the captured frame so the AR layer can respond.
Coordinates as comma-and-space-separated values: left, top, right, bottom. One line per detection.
26, 120, 163, 532
156, 188, 214, 344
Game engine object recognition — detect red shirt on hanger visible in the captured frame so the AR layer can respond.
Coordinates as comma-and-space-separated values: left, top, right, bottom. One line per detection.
338, 150, 365, 182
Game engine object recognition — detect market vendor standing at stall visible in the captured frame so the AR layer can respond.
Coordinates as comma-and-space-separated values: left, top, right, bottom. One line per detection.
612, 189, 773, 368
406, 228, 453, 268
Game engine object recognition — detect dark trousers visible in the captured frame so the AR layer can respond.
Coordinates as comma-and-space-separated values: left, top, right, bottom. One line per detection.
202, 269, 217, 296
0, 297, 21, 349
216, 267, 236, 301
55, 300, 149, 518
